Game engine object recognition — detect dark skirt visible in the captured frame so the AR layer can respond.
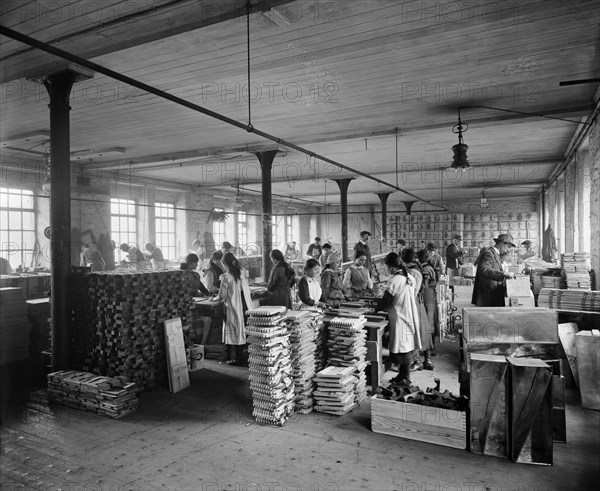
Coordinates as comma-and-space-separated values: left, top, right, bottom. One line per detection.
389, 350, 417, 365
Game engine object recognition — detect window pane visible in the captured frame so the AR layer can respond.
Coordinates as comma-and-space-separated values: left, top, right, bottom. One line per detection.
0, 230, 9, 251
127, 203, 135, 216
7, 192, 21, 208
111, 200, 119, 214
119, 216, 127, 232
168, 221, 174, 233
22, 193, 33, 209
0, 189, 7, 208
22, 212, 35, 231
9, 211, 22, 229
128, 217, 136, 232
23, 231, 35, 249
0, 210, 7, 229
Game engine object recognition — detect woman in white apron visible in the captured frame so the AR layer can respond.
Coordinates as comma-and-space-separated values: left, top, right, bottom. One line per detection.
215, 252, 253, 366
297, 259, 327, 310
372, 252, 421, 386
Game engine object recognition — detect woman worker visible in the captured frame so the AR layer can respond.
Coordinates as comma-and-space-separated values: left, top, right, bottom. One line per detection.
265, 249, 296, 309
320, 253, 345, 308
297, 258, 328, 310
343, 251, 373, 299
214, 252, 253, 366
203, 250, 224, 294
372, 253, 421, 386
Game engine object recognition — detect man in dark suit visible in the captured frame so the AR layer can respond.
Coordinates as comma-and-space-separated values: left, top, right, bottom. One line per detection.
445, 235, 464, 277
472, 233, 517, 307
353, 231, 372, 273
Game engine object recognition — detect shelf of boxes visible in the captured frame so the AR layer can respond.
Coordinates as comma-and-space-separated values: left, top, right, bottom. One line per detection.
386, 213, 464, 251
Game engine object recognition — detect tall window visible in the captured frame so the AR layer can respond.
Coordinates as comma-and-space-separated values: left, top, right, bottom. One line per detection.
237, 211, 248, 251
212, 208, 225, 248
155, 202, 175, 260
0, 188, 35, 270
285, 215, 293, 244
110, 198, 137, 261
271, 216, 280, 249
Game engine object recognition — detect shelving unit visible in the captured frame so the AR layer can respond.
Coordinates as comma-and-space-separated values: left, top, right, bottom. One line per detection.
386, 213, 464, 249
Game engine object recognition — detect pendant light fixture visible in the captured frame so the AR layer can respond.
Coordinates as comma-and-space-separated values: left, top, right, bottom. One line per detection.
233, 182, 245, 208
450, 108, 469, 172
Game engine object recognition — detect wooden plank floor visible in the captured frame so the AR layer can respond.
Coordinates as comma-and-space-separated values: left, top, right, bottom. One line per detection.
1, 337, 599, 491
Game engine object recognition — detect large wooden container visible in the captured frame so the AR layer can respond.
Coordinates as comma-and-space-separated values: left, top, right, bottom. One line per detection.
575, 330, 600, 410
371, 396, 467, 450
462, 308, 558, 344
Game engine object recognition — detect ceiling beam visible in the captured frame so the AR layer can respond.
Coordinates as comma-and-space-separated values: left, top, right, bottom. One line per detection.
0, 0, 299, 83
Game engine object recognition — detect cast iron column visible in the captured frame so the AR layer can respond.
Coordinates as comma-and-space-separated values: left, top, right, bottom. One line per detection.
44, 71, 77, 371
377, 192, 391, 243
256, 150, 278, 280
334, 178, 353, 262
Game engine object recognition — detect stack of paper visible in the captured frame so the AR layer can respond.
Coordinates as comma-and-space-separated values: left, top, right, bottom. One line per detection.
313, 366, 357, 415
285, 310, 317, 414
561, 252, 591, 289
246, 306, 295, 425
327, 316, 368, 405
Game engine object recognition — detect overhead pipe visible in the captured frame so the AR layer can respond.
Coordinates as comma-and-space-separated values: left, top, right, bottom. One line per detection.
0, 26, 439, 206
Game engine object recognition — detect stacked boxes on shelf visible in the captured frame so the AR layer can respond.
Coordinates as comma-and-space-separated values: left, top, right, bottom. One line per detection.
246, 306, 295, 425
72, 271, 195, 390
386, 213, 464, 251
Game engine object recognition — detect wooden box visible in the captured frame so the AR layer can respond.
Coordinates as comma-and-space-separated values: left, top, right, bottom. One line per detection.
575, 330, 600, 410
462, 308, 558, 344
371, 396, 467, 449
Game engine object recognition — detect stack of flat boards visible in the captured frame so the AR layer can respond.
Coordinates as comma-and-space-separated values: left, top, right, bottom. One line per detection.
314, 366, 357, 415
561, 252, 591, 289
540, 275, 566, 289
47, 370, 139, 419
246, 306, 295, 425
327, 316, 368, 405
285, 310, 318, 414
0, 287, 31, 364
313, 312, 327, 372
71, 271, 195, 390
538, 288, 600, 313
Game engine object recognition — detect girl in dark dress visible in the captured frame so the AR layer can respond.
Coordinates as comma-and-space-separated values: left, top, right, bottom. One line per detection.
266, 249, 296, 309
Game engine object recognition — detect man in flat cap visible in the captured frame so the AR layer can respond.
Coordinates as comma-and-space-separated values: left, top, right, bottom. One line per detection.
353, 231, 372, 273
472, 233, 517, 307
445, 235, 464, 277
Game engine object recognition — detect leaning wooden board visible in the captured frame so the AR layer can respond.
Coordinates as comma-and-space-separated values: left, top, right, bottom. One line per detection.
371, 396, 467, 449
164, 318, 190, 393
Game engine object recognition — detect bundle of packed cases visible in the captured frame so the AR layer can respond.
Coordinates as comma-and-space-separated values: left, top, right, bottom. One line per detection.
284, 310, 322, 414
0, 287, 31, 364
561, 252, 591, 289
538, 288, 600, 313
246, 306, 295, 425
72, 271, 195, 390
321, 314, 368, 409
47, 370, 139, 419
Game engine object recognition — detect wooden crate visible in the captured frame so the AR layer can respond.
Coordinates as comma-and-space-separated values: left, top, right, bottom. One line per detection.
371, 396, 467, 449
462, 308, 558, 344
575, 330, 600, 410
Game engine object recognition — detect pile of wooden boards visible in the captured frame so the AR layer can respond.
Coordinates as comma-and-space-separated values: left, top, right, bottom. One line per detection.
284, 310, 319, 414
246, 306, 295, 425
314, 366, 357, 415
0, 287, 31, 364
72, 271, 195, 390
538, 288, 600, 313
327, 315, 368, 405
561, 252, 591, 289
47, 370, 139, 419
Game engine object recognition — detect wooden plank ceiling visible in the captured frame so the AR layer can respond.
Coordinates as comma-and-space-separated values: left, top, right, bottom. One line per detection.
1, 0, 598, 208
